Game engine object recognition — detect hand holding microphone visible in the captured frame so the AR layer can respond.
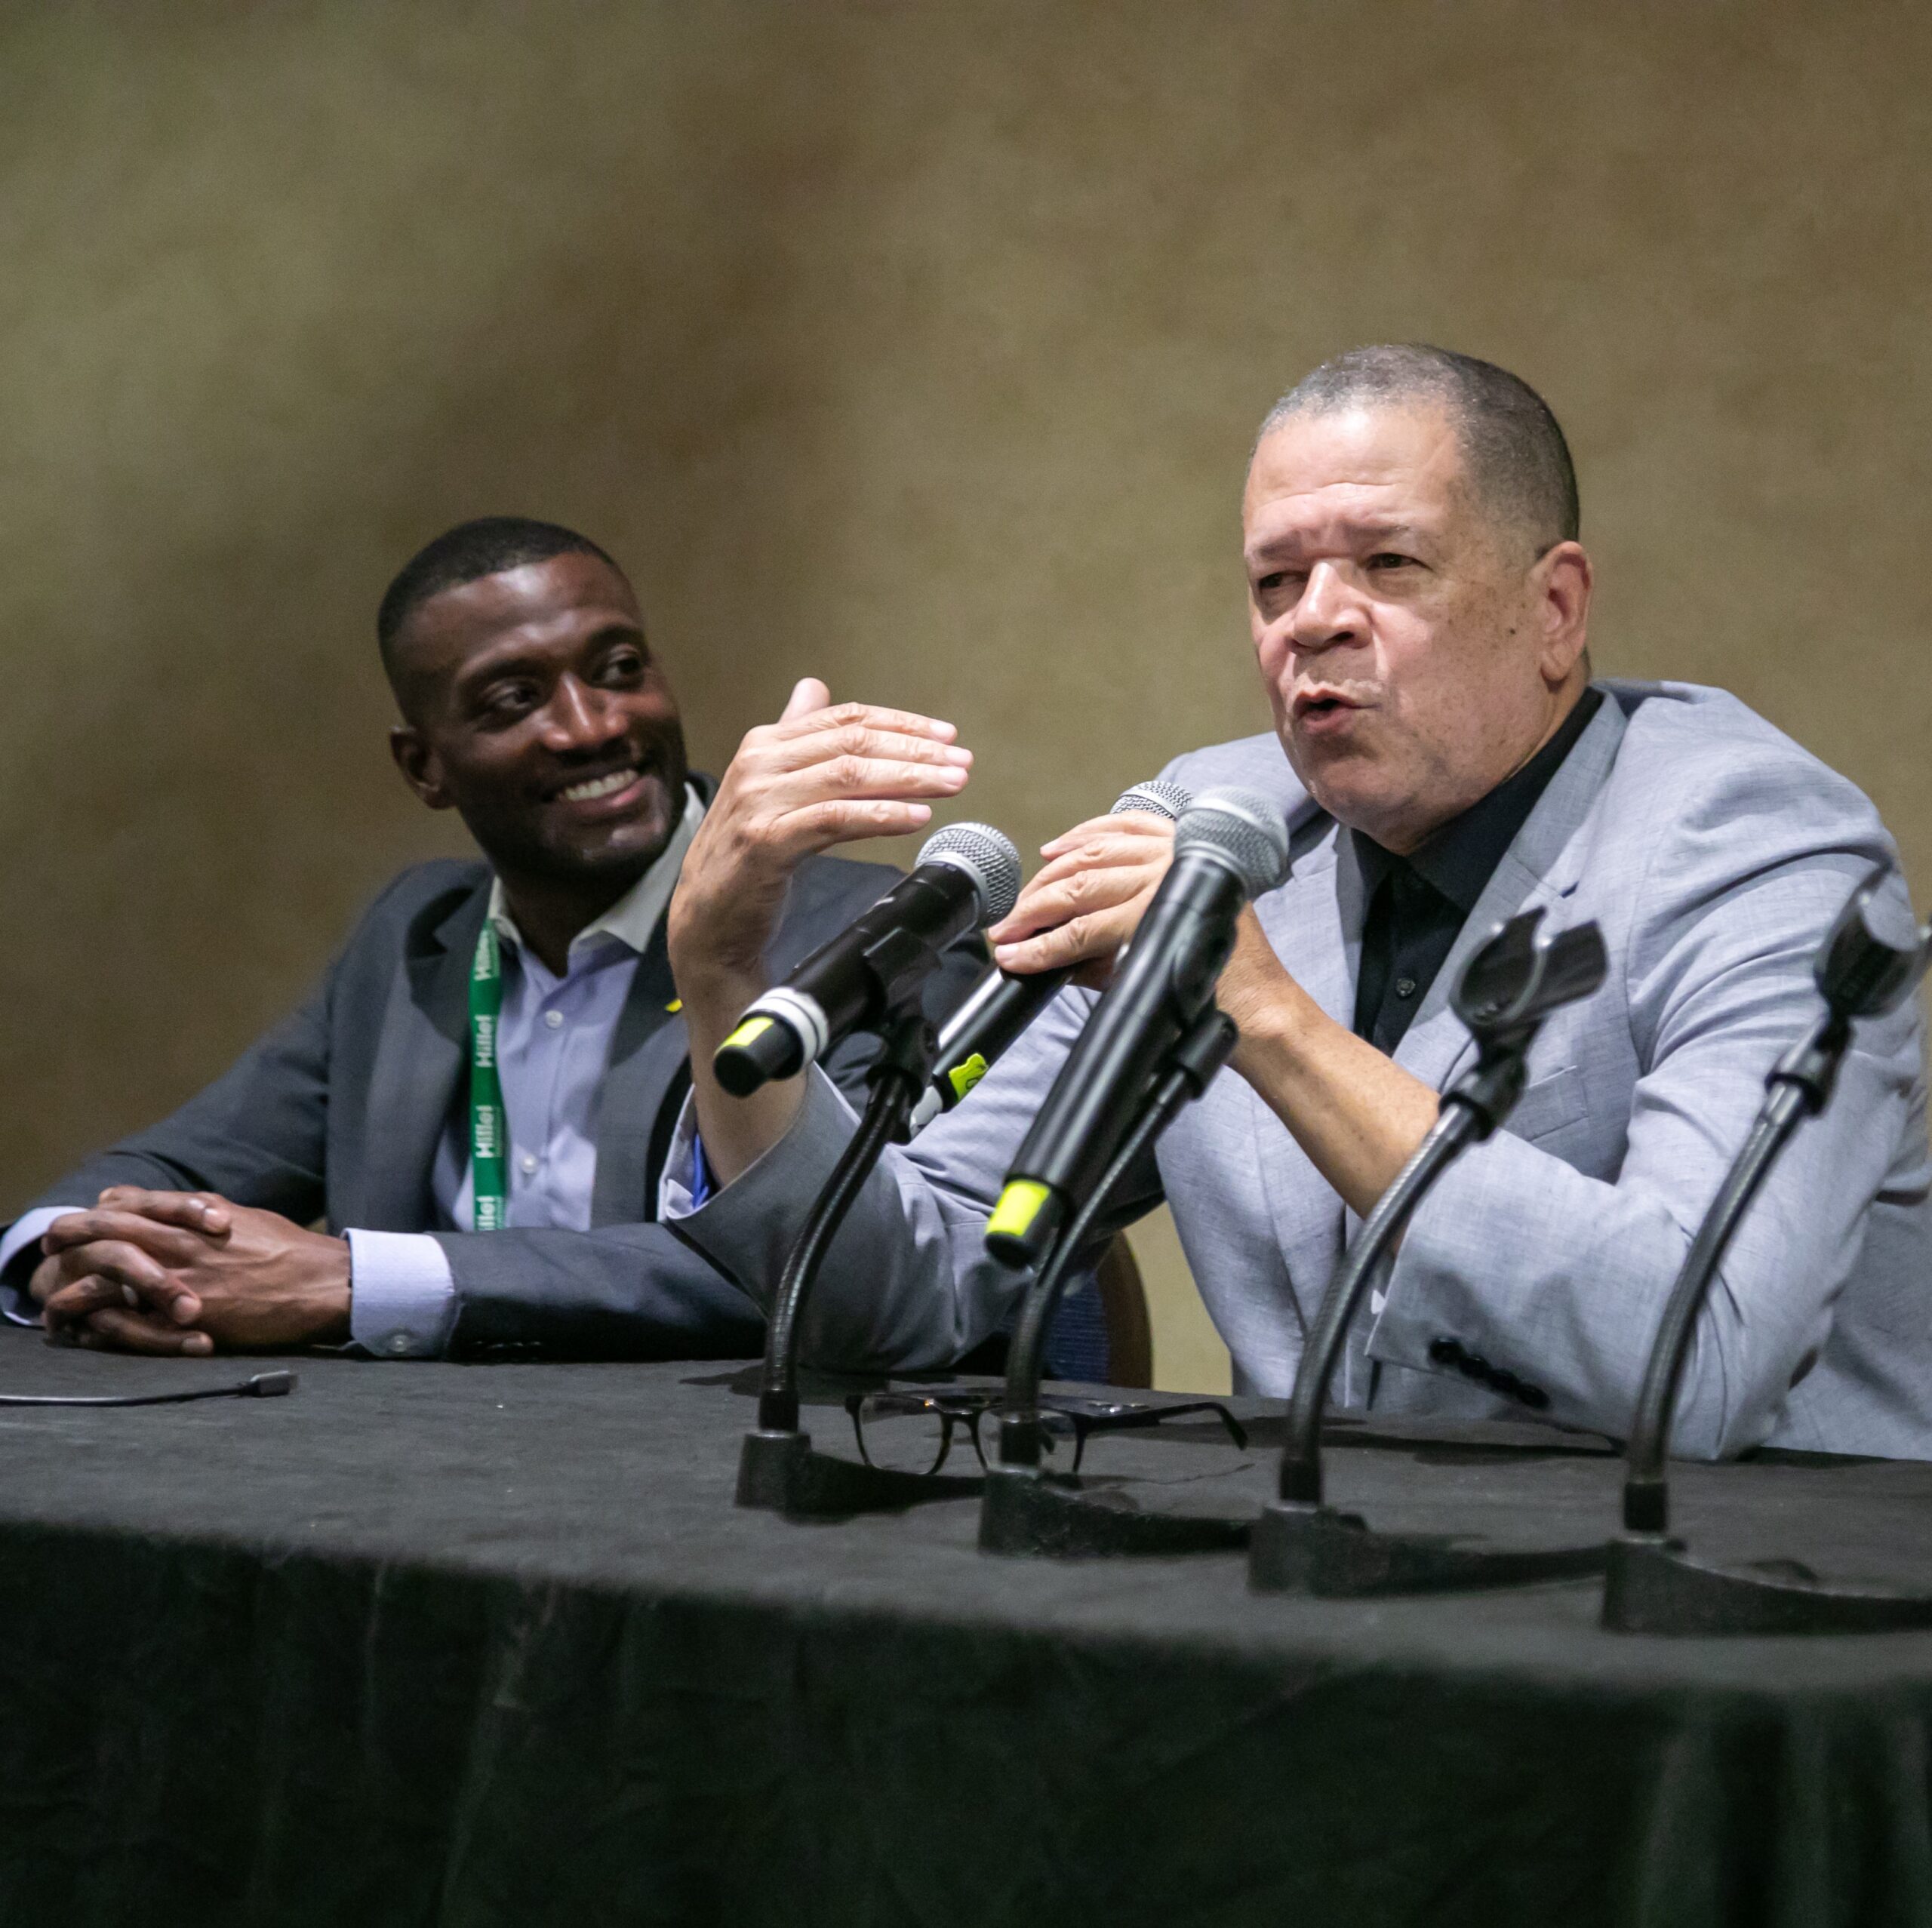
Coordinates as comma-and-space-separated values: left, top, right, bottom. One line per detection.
909, 780, 1191, 1130
716, 778, 1192, 1109
987, 784, 1192, 986
987, 789, 1292, 1266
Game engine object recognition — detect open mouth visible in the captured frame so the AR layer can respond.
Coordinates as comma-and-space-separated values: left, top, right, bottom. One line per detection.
1293, 690, 1361, 724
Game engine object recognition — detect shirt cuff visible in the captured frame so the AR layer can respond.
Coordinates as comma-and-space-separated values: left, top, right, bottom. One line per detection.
658, 1088, 772, 1222
346, 1228, 458, 1359
658, 1090, 710, 1222
0, 1207, 82, 1326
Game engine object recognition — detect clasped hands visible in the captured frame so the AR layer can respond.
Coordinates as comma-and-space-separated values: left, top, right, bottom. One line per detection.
30, 1188, 352, 1355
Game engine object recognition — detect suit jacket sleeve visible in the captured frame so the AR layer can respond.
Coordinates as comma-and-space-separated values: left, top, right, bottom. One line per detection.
661, 978, 1163, 1370
1368, 768, 1926, 1459
423, 1220, 768, 1360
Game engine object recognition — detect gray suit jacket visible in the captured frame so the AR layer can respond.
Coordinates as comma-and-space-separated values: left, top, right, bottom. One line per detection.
13, 823, 987, 1361
665, 684, 1932, 1458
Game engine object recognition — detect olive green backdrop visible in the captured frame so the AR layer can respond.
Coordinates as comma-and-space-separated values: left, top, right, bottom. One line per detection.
5, 3, 1928, 1389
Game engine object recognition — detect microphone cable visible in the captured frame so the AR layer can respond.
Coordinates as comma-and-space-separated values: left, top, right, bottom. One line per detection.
0, 1369, 296, 1408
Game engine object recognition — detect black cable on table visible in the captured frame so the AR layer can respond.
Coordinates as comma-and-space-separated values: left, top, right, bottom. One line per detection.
0, 1369, 296, 1408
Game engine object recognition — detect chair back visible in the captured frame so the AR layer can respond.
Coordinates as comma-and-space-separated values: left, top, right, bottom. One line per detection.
1095, 1235, 1152, 1388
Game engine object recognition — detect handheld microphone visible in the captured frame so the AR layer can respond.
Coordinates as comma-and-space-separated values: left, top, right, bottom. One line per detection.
984, 787, 1291, 1268
713, 822, 1023, 1098
907, 779, 1192, 1132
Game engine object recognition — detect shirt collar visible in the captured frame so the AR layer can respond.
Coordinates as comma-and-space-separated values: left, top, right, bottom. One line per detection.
1357, 686, 1604, 913
486, 782, 706, 964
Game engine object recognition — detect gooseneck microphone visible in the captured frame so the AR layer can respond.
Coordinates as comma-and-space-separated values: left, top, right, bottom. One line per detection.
1620, 863, 1931, 1536
907, 779, 1192, 1132
1599, 866, 1932, 1635
984, 787, 1291, 1268
714, 822, 1023, 1098
1273, 908, 1611, 1510
1246, 908, 1614, 1597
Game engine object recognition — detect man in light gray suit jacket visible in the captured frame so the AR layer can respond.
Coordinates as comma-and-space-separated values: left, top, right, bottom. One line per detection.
663, 346, 1932, 1459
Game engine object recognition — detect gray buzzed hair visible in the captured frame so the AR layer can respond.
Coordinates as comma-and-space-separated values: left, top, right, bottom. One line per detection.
1257, 345, 1580, 552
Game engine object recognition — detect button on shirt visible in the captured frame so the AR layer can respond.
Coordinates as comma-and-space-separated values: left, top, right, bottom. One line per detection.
1352, 688, 1604, 1053
337, 783, 705, 1358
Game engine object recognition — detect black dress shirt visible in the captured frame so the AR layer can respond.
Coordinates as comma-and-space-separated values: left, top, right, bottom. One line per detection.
1352, 687, 1604, 1054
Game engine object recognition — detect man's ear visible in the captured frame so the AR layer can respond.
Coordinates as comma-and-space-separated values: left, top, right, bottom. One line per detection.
389, 725, 453, 810
1533, 540, 1592, 685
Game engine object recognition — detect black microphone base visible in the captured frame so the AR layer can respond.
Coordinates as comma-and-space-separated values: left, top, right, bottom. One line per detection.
734, 1427, 983, 1518
1248, 1499, 1609, 1597
977, 1462, 1250, 1558
1601, 1533, 1932, 1636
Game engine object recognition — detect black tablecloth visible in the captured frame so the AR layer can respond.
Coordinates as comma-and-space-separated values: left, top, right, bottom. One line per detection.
0, 1327, 1930, 1926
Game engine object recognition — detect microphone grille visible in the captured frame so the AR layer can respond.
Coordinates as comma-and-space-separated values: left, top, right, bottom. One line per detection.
1110, 778, 1191, 822
1175, 788, 1291, 899
918, 821, 1023, 926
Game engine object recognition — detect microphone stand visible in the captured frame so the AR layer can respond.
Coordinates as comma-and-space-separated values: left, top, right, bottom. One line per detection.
734, 1007, 986, 1517
1604, 870, 1932, 1633
978, 1005, 1247, 1557
1251, 910, 1614, 1597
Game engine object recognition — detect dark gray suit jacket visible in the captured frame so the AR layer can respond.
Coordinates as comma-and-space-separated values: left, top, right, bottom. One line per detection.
11, 836, 986, 1361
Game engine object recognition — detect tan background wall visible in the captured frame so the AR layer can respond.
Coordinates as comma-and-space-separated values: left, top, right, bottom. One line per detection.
4, 2, 1928, 1389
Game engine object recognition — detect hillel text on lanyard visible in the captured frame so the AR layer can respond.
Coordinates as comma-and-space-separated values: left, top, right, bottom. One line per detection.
469, 924, 509, 1231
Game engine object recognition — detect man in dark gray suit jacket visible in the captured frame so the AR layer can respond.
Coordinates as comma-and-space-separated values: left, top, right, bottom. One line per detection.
9, 518, 983, 1361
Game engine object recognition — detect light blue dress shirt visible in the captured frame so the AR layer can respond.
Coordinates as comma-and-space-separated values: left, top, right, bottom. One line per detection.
5, 787, 704, 1358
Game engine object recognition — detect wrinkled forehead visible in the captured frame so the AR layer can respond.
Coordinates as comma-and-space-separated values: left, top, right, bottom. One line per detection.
1241, 401, 1472, 559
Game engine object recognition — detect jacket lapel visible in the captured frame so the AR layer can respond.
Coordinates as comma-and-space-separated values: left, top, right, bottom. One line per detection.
1392, 691, 1631, 1097
590, 917, 688, 1226
357, 881, 486, 1231
587, 775, 721, 1226
1247, 816, 1360, 1345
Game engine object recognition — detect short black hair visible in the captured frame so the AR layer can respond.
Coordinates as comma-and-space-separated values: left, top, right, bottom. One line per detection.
376, 515, 623, 666
1257, 346, 1580, 552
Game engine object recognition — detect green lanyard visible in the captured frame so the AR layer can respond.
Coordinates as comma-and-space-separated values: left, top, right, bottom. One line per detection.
469, 924, 509, 1231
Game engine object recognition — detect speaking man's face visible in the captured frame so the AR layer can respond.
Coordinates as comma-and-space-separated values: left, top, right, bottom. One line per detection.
389, 552, 690, 889
1243, 402, 1579, 854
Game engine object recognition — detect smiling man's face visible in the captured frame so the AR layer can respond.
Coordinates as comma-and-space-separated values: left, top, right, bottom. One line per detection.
388, 550, 689, 893
1243, 401, 1587, 853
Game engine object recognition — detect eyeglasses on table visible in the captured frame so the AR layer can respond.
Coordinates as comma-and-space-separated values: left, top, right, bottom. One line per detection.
844, 1387, 1249, 1478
